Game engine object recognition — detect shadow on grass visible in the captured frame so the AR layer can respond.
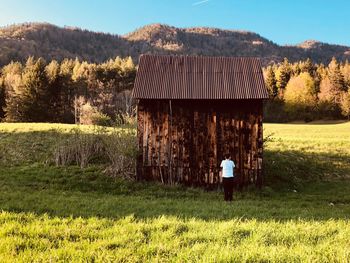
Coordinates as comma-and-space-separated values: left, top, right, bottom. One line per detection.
0, 129, 350, 221
264, 149, 350, 187
1, 162, 350, 221
285, 120, 348, 125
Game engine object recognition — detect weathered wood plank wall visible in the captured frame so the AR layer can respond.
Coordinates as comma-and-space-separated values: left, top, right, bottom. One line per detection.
137, 99, 263, 188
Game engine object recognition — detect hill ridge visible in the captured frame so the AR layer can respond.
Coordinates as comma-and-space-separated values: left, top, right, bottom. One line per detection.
1, 22, 350, 66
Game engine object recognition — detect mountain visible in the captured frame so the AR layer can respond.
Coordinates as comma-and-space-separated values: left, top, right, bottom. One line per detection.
1, 22, 350, 66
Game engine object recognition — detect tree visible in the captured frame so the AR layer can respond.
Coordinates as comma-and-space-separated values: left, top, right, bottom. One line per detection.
284, 72, 317, 120
264, 66, 278, 98
292, 63, 301, 76
4, 57, 50, 122
340, 91, 350, 120
318, 76, 342, 119
59, 59, 76, 123
45, 60, 62, 121
341, 60, 350, 90
276, 58, 291, 96
300, 58, 314, 76
19, 57, 50, 122
328, 57, 346, 103
3, 62, 24, 121
318, 77, 332, 102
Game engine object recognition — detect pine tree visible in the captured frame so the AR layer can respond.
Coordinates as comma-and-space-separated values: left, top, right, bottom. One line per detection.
59, 59, 76, 123
265, 66, 278, 98
6, 57, 49, 122
276, 58, 291, 95
292, 63, 301, 76
328, 57, 346, 104
45, 60, 61, 121
18, 57, 49, 122
300, 58, 314, 76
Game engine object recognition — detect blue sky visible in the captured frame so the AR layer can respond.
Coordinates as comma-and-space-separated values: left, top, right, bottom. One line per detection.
0, 0, 349, 46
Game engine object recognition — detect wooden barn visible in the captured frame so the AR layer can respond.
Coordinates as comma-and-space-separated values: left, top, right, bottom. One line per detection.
132, 55, 269, 188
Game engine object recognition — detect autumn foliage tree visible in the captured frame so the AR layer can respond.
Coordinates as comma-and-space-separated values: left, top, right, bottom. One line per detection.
328, 57, 347, 102
340, 91, 350, 120
284, 72, 317, 120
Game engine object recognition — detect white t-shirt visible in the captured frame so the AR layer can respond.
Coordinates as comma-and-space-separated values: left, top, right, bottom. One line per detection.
220, 159, 235, 178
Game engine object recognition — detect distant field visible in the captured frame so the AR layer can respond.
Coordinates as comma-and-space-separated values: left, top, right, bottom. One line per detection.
0, 122, 350, 262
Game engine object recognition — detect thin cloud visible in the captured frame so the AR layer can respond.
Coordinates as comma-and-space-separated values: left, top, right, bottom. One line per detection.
192, 0, 210, 6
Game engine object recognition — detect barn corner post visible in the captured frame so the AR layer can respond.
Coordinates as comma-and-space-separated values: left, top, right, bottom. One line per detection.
259, 119, 264, 188
257, 100, 265, 189
135, 99, 143, 181
260, 121, 264, 188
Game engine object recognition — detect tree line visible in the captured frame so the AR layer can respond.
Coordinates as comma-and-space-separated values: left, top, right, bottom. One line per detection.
264, 57, 350, 121
0, 56, 349, 124
0, 57, 136, 125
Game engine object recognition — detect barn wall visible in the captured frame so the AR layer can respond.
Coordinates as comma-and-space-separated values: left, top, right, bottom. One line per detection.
136, 99, 263, 188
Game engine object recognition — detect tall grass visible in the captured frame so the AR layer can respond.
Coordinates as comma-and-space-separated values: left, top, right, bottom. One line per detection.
0, 123, 137, 179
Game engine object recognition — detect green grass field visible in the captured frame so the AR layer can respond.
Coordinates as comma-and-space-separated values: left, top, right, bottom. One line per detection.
0, 122, 350, 262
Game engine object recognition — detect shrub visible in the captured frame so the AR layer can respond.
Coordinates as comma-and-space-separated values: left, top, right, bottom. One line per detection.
79, 102, 98, 125
91, 112, 113, 127
101, 129, 137, 179
53, 128, 103, 168
114, 112, 136, 126
52, 127, 137, 179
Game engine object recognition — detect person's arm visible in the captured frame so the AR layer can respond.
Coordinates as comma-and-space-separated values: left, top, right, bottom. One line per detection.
232, 161, 235, 177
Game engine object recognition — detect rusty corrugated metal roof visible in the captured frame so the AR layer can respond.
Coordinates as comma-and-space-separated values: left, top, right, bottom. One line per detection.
132, 55, 269, 99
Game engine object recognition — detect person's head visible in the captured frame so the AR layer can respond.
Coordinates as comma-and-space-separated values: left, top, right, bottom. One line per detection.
224, 153, 231, 160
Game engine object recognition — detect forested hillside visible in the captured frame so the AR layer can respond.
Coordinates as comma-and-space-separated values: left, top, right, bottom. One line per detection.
1, 22, 350, 66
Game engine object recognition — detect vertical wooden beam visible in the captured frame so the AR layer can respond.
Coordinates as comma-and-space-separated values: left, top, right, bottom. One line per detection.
212, 111, 217, 185
168, 99, 173, 185
162, 101, 169, 182
257, 103, 264, 188
156, 102, 164, 184
136, 101, 144, 180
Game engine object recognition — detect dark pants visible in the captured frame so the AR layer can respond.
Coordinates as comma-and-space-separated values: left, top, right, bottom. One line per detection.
223, 177, 234, 201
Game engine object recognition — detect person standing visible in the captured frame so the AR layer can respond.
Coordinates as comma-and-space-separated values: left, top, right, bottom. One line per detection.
220, 154, 235, 201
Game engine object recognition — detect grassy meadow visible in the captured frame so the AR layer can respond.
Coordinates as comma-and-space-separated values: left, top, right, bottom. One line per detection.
0, 122, 350, 262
